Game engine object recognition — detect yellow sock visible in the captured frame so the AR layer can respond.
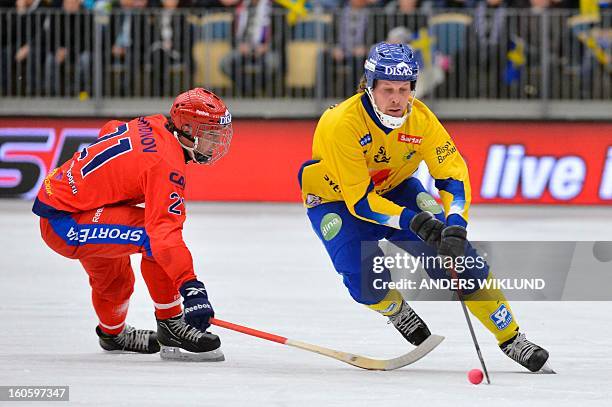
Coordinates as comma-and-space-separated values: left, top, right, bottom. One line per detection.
464, 273, 519, 344
367, 289, 404, 316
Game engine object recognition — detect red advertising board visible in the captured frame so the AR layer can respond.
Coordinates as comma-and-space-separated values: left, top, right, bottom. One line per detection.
445, 122, 612, 204
1, 118, 611, 204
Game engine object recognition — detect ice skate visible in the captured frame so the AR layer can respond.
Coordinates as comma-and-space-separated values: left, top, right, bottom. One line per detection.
500, 331, 552, 372
96, 325, 160, 354
157, 314, 224, 362
388, 302, 431, 346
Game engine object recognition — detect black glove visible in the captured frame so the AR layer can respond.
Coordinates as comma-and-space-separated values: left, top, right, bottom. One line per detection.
438, 225, 467, 258
409, 211, 444, 247
179, 279, 214, 331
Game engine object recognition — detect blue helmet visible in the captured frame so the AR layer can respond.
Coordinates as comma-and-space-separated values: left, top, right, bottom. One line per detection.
364, 42, 419, 89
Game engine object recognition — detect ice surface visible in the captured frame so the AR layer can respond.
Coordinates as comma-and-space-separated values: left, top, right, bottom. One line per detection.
1, 201, 611, 406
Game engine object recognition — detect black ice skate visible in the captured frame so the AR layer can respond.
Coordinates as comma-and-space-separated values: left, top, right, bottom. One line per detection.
388, 302, 431, 346
96, 325, 160, 354
500, 332, 552, 372
156, 314, 224, 362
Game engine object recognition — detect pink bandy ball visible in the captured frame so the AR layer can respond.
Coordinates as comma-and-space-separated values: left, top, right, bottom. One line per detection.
468, 368, 484, 384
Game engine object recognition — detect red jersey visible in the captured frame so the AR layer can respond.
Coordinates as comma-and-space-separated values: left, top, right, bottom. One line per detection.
34, 114, 195, 287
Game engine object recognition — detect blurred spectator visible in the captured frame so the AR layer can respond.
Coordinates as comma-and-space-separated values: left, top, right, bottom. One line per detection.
44, 0, 93, 97
384, 0, 420, 13
475, 0, 507, 48
443, 0, 471, 7
529, 0, 551, 11
109, 0, 154, 96
82, 0, 97, 8
333, 0, 369, 63
502, 0, 560, 98
330, 0, 371, 96
146, 0, 193, 96
110, 0, 132, 60
387, 26, 412, 44
384, 0, 424, 41
510, 0, 550, 8
190, 0, 240, 7
0, 0, 43, 96
508, 0, 580, 9
311, 0, 343, 10
220, 0, 281, 96
551, 0, 579, 7
472, 0, 508, 97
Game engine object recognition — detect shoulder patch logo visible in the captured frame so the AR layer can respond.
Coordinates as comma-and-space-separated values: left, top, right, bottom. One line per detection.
359, 134, 372, 147
306, 193, 322, 207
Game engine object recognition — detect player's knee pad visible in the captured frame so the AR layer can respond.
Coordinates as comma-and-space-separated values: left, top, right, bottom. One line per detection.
366, 288, 403, 316
93, 266, 135, 301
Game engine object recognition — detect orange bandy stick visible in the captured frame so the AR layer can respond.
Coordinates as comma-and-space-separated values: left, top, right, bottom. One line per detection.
209, 318, 287, 344
209, 317, 444, 371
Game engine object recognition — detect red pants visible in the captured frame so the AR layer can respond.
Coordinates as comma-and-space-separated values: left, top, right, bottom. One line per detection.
40, 205, 182, 335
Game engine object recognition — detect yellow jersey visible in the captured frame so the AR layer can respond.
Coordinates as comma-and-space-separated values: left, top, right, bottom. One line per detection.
298, 92, 471, 229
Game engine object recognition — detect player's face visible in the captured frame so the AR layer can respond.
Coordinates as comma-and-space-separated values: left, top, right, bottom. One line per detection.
182, 122, 233, 165
371, 80, 414, 117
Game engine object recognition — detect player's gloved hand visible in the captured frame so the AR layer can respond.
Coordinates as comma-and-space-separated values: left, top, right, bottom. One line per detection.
409, 211, 444, 247
179, 279, 214, 331
438, 226, 467, 258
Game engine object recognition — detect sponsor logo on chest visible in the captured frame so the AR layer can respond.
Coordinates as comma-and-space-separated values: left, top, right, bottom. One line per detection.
398, 133, 422, 145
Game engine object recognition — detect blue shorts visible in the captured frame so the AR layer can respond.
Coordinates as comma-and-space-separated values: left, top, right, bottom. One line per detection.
306, 177, 488, 305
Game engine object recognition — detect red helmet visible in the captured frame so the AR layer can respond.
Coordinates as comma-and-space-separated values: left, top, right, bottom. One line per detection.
170, 88, 233, 164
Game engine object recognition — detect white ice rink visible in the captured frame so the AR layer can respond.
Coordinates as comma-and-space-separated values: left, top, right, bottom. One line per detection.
1, 200, 611, 406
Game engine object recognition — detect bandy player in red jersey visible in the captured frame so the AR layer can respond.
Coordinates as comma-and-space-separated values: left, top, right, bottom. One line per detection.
31, 88, 232, 362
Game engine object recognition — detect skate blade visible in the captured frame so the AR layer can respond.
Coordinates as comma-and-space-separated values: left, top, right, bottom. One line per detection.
537, 361, 556, 374
101, 349, 159, 355
160, 346, 225, 362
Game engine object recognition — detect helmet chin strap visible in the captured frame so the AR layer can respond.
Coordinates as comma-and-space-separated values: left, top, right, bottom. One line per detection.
365, 87, 415, 130
173, 131, 195, 160
173, 130, 211, 164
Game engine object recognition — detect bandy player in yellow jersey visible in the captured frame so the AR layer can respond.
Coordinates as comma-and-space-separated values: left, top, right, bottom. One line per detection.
298, 42, 550, 372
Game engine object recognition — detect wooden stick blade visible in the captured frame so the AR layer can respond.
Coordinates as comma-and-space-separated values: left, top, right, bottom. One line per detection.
210, 317, 443, 371
286, 334, 445, 371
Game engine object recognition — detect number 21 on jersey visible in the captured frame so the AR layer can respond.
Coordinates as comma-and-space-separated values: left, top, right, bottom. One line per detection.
78, 124, 132, 178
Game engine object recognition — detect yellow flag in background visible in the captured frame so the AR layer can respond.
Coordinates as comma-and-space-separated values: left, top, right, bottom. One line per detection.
275, 0, 309, 26
577, 31, 611, 69
580, 0, 600, 18
410, 28, 436, 69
